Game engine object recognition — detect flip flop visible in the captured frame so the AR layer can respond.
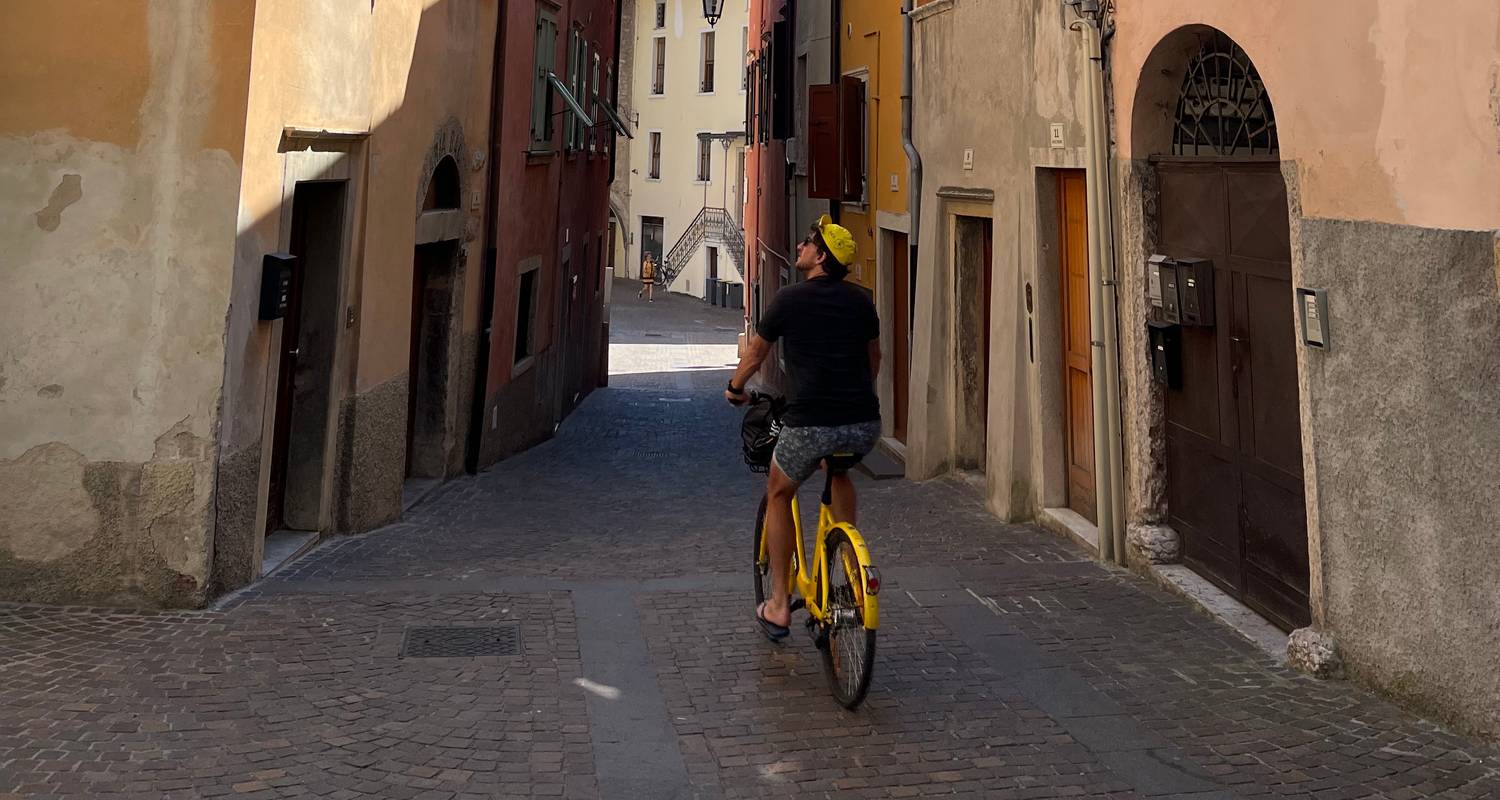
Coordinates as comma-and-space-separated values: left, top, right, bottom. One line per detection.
755, 602, 790, 642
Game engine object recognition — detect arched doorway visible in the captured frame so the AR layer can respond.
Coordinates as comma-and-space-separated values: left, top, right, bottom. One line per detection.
1147, 30, 1309, 631
407, 155, 465, 491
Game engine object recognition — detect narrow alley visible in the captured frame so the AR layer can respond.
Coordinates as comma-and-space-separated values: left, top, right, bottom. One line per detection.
1, 284, 1496, 800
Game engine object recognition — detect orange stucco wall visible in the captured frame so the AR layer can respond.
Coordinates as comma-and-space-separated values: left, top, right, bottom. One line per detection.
839, 0, 910, 292
1113, 0, 1500, 231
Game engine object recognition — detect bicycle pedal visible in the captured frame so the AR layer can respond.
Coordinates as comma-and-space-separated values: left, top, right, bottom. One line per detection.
789, 597, 806, 614
804, 617, 829, 649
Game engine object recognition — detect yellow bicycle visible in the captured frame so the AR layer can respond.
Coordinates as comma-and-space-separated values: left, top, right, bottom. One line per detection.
746, 397, 881, 709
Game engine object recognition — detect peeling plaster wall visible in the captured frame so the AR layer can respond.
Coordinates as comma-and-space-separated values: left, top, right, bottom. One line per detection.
907, 0, 1090, 522
1112, 1, 1500, 741
0, 1, 255, 605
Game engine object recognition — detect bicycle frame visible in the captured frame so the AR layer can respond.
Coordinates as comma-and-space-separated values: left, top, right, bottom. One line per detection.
761, 491, 880, 630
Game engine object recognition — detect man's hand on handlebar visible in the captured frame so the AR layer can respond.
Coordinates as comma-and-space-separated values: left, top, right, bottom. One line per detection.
725, 379, 749, 406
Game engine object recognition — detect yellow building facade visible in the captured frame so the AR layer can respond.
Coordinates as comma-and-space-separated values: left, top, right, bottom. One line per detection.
837, 0, 911, 445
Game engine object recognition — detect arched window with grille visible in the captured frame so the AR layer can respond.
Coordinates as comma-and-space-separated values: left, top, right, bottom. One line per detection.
1172, 32, 1279, 157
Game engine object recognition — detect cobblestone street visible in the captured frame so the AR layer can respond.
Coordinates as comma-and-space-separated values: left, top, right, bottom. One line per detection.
2, 282, 1498, 799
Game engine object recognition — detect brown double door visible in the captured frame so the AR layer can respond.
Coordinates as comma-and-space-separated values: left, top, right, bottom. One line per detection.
1058, 172, 1096, 522
1157, 161, 1309, 631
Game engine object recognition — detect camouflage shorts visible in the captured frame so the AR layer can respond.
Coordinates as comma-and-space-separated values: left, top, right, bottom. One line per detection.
772, 421, 882, 484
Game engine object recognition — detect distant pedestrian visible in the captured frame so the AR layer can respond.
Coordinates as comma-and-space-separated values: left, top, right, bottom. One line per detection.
639, 254, 657, 302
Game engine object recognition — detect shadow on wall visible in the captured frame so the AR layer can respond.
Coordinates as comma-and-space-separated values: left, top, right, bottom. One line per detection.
0, 0, 533, 608
211, 0, 518, 603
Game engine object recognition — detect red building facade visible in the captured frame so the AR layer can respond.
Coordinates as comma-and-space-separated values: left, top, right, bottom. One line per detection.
476, 0, 626, 465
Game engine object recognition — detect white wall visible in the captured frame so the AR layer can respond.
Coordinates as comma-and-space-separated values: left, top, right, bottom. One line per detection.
625, 0, 749, 295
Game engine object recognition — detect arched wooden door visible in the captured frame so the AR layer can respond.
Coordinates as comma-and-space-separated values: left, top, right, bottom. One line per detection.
1155, 32, 1309, 631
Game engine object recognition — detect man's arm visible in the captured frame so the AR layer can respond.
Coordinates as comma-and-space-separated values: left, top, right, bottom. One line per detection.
868, 338, 882, 384
725, 334, 772, 403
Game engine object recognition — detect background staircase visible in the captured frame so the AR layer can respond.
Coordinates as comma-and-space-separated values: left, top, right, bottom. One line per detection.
658, 207, 745, 290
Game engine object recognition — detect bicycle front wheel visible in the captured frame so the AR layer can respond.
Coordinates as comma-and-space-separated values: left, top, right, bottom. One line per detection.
820, 527, 876, 709
752, 494, 772, 608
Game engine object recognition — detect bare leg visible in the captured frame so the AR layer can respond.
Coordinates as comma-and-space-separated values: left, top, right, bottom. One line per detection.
762, 463, 800, 627
828, 468, 857, 526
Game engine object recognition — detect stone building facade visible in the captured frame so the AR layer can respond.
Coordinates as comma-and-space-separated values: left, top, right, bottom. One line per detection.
0, 0, 625, 607
900, 0, 1500, 743
1111, 0, 1500, 743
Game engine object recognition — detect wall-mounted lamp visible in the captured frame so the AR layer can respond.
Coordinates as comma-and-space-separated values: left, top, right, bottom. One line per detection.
703, 0, 724, 27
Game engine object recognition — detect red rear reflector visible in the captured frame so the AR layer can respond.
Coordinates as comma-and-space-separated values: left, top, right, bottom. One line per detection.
864, 566, 881, 595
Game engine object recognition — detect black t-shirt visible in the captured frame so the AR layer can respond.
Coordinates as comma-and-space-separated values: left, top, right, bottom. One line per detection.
756, 276, 881, 427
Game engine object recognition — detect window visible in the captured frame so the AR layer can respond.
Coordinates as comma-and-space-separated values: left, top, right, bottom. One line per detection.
530, 8, 559, 149
700, 31, 716, 93
840, 74, 867, 203
654, 0, 666, 29
648, 131, 662, 179
757, 47, 769, 143
591, 52, 603, 154
514, 267, 539, 364
745, 57, 757, 139
696, 135, 711, 182
741, 27, 749, 91
596, 63, 630, 138
565, 28, 584, 151
423, 156, 461, 210
737, 149, 746, 205
651, 37, 666, 95
1173, 31, 1279, 156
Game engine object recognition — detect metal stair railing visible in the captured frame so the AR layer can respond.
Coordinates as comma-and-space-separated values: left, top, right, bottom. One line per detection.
659, 206, 748, 289
659, 207, 710, 289
703, 208, 746, 279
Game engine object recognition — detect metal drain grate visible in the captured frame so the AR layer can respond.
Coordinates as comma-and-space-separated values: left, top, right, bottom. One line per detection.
400, 625, 521, 658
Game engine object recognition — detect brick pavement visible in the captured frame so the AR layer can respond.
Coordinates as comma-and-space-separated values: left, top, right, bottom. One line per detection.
2, 283, 1498, 798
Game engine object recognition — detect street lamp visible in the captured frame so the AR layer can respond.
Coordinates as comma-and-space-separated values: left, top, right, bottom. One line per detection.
702, 0, 724, 27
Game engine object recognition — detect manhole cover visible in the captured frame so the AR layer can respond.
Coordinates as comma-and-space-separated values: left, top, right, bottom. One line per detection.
400, 625, 521, 658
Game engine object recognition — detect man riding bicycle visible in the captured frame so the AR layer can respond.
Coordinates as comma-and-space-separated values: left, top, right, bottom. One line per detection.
726, 215, 882, 639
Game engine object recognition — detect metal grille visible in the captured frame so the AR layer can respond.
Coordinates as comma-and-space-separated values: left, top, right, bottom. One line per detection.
400, 625, 521, 658
1172, 31, 1279, 157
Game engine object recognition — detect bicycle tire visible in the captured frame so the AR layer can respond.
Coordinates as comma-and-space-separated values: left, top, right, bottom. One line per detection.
752, 494, 773, 610
820, 526, 877, 709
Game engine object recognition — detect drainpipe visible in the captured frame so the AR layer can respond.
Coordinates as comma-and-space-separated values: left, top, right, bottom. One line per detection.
829, 0, 842, 225
1071, 7, 1125, 563
1096, 17, 1127, 565
901, 0, 922, 321
466, 0, 508, 473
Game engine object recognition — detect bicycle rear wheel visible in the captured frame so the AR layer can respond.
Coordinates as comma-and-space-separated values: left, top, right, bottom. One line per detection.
820, 527, 876, 709
752, 494, 772, 608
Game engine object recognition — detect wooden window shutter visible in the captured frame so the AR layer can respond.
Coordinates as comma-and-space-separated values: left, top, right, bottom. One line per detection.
807, 84, 839, 200
840, 75, 865, 202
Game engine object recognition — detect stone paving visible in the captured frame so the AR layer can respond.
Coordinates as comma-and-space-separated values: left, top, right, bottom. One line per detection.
2, 281, 1499, 799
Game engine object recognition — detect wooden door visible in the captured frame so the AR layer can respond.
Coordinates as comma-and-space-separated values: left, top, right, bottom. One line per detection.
641, 217, 664, 269
406, 251, 426, 478
981, 220, 993, 424
266, 213, 310, 535
891, 232, 910, 442
1059, 172, 1096, 522
1157, 161, 1308, 631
